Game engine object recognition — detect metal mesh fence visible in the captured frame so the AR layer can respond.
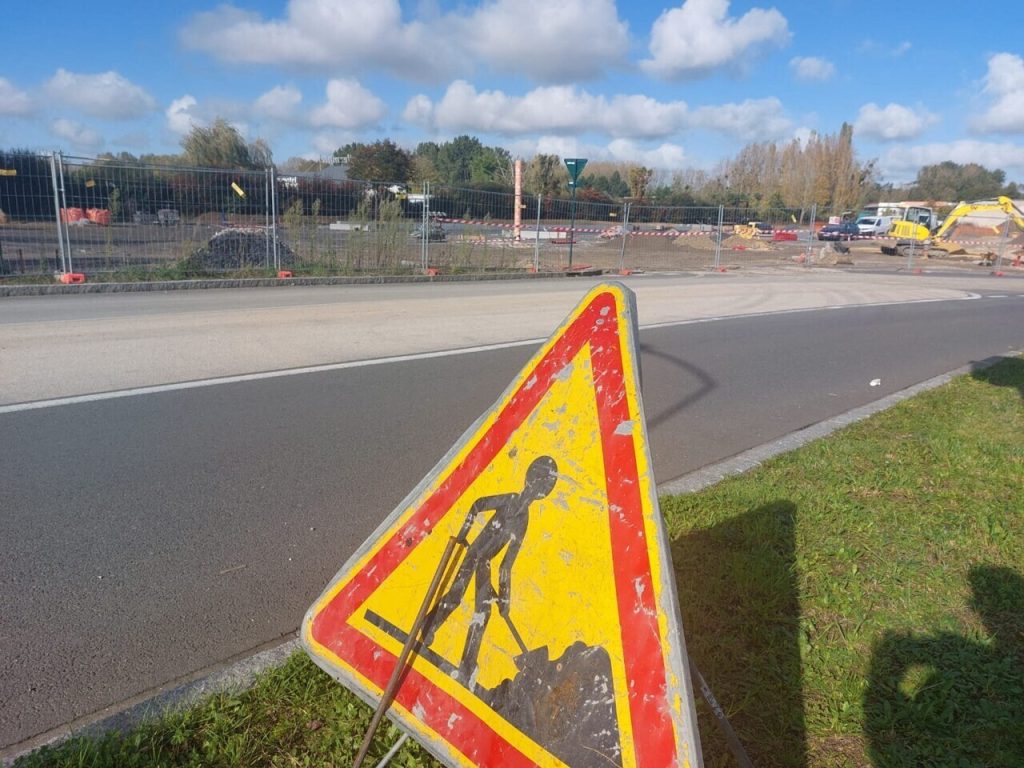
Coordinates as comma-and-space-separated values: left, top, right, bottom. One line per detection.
3, 151, 1021, 280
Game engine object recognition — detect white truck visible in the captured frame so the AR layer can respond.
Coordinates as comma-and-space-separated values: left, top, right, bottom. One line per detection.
855, 215, 893, 236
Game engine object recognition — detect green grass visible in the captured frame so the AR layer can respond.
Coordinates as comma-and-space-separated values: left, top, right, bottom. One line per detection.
16, 359, 1024, 768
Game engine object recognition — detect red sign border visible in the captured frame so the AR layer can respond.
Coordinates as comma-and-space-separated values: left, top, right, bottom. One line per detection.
307, 287, 678, 767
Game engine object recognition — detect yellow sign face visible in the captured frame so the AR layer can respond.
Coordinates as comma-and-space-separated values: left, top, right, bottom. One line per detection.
304, 283, 702, 768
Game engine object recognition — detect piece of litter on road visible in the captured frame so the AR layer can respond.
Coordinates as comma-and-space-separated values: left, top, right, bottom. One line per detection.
870, 379, 881, 387
219, 564, 246, 575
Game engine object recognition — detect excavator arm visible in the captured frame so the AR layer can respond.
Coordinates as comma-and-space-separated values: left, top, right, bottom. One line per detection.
933, 196, 1024, 241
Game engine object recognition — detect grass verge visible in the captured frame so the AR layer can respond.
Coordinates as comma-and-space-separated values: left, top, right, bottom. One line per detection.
16, 359, 1024, 768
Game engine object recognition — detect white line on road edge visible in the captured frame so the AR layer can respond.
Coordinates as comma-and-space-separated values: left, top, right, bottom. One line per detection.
0, 294, 980, 416
2, 348, 1015, 765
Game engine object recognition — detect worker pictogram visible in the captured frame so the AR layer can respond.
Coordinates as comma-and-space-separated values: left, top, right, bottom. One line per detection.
303, 283, 702, 768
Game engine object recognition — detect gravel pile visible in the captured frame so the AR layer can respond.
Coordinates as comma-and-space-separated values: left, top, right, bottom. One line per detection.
186, 228, 295, 270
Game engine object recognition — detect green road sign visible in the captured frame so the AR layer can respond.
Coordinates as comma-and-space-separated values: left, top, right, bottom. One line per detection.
564, 158, 588, 186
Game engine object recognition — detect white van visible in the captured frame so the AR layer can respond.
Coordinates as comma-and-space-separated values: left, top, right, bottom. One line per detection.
856, 215, 892, 236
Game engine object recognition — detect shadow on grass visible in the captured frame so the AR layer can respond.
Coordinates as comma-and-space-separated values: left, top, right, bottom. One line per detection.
671, 500, 807, 767
864, 565, 1024, 767
970, 356, 1024, 401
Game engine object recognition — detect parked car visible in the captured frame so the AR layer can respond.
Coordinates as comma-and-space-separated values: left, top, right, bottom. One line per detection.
157, 208, 181, 226
409, 223, 447, 242
817, 221, 861, 241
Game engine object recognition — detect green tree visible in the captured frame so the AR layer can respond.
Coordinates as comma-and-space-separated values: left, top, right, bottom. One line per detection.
911, 162, 1011, 202
524, 154, 564, 197
627, 166, 654, 200
434, 135, 484, 185
181, 118, 267, 169
344, 139, 412, 182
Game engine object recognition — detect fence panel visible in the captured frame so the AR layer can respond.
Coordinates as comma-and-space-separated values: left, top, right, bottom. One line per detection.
55, 156, 275, 276
6, 151, 1018, 281
0, 152, 61, 276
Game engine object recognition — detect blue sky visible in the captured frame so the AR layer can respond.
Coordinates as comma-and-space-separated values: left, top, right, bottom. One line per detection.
2, 0, 1023, 183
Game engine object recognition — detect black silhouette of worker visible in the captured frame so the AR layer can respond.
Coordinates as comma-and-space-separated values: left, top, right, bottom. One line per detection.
422, 455, 559, 683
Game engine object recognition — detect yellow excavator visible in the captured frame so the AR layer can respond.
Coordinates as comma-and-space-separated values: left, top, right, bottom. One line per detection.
882, 196, 1024, 258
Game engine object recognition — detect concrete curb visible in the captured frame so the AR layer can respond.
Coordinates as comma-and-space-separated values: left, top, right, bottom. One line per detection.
1, 638, 301, 765
3, 353, 1016, 764
0, 270, 567, 297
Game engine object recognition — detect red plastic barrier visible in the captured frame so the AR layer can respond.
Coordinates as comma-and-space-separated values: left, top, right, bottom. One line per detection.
277, 270, 293, 278
773, 231, 798, 241
60, 207, 85, 223
86, 208, 111, 225
58, 272, 86, 284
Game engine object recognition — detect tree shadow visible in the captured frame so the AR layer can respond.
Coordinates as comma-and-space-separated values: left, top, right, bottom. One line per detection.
671, 500, 807, 767
970, 357, 1024, 401
640, 343, 716, 429
863, 565, 1024, 766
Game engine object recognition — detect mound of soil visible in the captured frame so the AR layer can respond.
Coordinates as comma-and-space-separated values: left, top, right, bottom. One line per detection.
185, 228, 295, 270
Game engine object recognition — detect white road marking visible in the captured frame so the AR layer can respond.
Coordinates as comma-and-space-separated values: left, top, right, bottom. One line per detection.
0, 293, 982, 415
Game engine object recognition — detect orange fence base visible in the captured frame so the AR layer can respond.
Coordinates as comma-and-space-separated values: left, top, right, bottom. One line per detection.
57, 272, 86, 284
277, 270, 293, 278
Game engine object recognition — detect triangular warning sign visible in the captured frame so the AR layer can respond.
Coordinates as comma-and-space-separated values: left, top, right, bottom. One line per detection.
303, 283, 702, 768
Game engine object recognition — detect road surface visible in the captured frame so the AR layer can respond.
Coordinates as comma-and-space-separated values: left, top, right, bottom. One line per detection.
2, 273, 1022, 752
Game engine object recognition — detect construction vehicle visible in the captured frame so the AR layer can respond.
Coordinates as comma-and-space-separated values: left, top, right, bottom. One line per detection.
881, 197, 1024, 258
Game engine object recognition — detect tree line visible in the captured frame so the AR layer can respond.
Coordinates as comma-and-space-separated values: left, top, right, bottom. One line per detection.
2, 118, 1020, 224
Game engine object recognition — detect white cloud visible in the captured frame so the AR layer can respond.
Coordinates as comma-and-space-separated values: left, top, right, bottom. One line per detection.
691, 98, 792, 141
641, 0, 790, 79
855, 102, 938, 141
879, 140, 1024, 181
0, 77, 33, 117
180, 0, 444, 80
405, 82, 791, 143
309, 79, 387, 129
459, 0, 628, 81
972, 52, 1024, 134
166, 95, 203, 135
606, 139, 689, 169
405, 81, 688, 138
51, 118, 104, 152
789, 56, 835, 82
45, 69, 156, 120
254, 85, 303, 122
180, 0, 628, 84
507, 136, 689, 170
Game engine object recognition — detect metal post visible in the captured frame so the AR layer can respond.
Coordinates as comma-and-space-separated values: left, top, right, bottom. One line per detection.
567, 185, 578, 268
994, 213, 1012, 271
49, 152, 67, 274
906, 223, 916, 271
713, 204, 724, 270
270, 167, 279, 270
56, 152, 73, 274
352, 536, 464, 768
806, 203, 817, 265
421, 181, 429, 273
533, 194, 541, 272
617, 202, 631, 273
264, 167, 271, 269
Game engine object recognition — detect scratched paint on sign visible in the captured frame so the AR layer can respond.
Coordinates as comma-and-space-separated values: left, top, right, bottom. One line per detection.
303, 283, 702, 768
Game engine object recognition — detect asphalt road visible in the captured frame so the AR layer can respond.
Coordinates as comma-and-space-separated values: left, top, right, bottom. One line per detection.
2, 280, 1023, 752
